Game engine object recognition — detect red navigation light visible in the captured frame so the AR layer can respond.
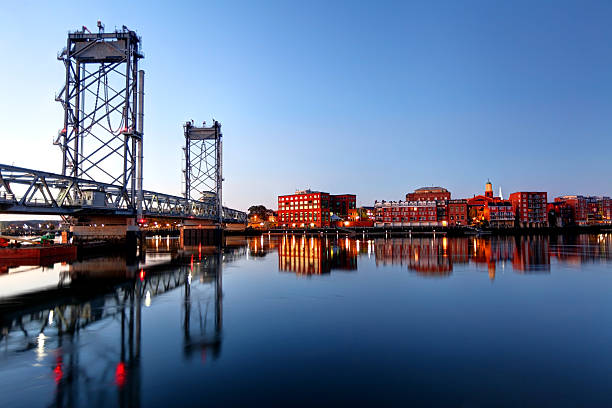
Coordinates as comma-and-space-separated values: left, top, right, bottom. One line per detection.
115, 362, 127, 387
53, 362, 63, 383
137, 218, 147, 224
139, 269, 145, 281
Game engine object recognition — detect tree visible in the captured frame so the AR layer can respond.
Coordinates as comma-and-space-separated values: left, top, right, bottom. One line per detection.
248, 205, 269, 220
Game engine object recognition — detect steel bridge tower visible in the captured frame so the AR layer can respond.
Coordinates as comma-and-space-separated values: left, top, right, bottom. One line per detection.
183, 121, 223, 224
54, 23, 145, 214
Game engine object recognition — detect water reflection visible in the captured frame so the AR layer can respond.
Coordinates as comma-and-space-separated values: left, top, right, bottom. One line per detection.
277, 235, 357, 275
375, 237, 454, 276
1, 233, 612, 407
0, 239, 244, 408
246, 233, 612, 278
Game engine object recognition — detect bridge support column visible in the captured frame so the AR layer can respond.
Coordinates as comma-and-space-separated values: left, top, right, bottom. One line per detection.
180, 220, 223, 247
70, 217, 141, 256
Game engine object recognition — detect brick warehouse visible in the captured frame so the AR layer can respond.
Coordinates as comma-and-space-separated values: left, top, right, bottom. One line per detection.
447, 199, 468, 226
407, 186, 451, 222
277, 190, 356, 228
374, 200, 440, 227
467, 181, 514, 227
509, 192, 548, 227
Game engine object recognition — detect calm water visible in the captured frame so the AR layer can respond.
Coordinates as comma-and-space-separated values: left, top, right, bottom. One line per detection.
1, 234, 611, 407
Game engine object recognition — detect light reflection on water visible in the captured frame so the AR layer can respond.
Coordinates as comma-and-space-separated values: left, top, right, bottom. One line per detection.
0, 233, 611, 407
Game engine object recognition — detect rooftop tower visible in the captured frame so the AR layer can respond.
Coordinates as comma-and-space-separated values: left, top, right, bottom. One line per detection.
485, 180, 493, 199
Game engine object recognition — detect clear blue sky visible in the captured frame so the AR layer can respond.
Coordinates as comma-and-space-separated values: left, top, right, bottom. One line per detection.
1, 0, 611, 212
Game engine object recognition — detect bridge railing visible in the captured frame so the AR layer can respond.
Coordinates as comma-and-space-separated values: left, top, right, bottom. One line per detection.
0, 164, 246, 223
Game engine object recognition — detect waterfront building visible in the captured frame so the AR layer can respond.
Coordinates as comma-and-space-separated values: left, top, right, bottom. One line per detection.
554, 195, 588, 225
363, 206, 375, 219
330, 194, 357, 219
374, 200, 440, 227
406, 186, 451, 223
348, 206, 375, 222
553, 195, 612, 225
446, 199, 468, 226
277, 190, 357, 228
586, 196, 612, 224
547, 201, 574, 227
247, 210, 277, 229
483, 200, 515, 228
467, 181, 514, 227
509, 192, 548, 227
406, 187, 451, 202
278, 190, 331, 228
599, 197, 612, 223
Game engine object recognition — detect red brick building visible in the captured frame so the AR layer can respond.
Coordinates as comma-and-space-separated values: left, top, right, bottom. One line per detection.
599, 197, 612, 223
553, 195, 612, 225
330, 194, 357, 219
483, 200, 514, 227
277, 190, 357, 228
278, 190, 331, 228
447, 199, 468, 226
509, 192, 548, 227
547, 202, 574, 227
554, 195, 588, 225
467, 181, 514, 227
406, 187, 451, 202
374, 200, 439, 227
406, 186, 452, 223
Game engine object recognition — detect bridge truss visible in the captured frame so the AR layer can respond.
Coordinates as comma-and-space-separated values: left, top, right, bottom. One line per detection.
0, 23, 246, 224
54, 25, 143, 211
184, 121, 223, 224
0, 164, 246, 222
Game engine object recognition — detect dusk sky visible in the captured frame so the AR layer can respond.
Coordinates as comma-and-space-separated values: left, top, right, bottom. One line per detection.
1, 0, 611, 213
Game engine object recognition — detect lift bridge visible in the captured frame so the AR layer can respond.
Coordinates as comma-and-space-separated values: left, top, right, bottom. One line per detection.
0, 24, 246, 231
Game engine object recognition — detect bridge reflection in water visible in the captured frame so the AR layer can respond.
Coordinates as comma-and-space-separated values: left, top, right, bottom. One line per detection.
0, 238, 246, 408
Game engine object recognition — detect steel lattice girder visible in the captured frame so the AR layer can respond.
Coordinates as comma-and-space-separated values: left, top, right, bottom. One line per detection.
55, 28, 143, 209
0, 164, 246, 222
183, 121, 223, 223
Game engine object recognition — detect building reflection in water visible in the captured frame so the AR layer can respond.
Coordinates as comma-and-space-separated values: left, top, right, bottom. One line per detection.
372, 235, 554, 279
365, 234, 610, 279
374, 237, 463, 277
511, 235, 551, 273
251, 233, 611, 279
469, 236, 515, 280
549, 233, 612, 265
0, 238, 245, 408
275, 235, 358, 275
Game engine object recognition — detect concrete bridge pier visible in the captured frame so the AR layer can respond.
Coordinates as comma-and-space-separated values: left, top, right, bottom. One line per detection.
70, 216, 142, 257
180, 220, 224, 247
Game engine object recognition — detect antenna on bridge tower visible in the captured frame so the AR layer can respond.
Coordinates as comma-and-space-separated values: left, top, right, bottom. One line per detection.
183, 120, 223, 225
55, 23, 144, 211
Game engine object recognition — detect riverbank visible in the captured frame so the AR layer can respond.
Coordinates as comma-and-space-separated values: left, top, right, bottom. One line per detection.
244, 224, 612, 237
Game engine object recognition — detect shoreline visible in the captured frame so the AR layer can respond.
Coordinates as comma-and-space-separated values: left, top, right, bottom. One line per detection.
238, 225, 612, 237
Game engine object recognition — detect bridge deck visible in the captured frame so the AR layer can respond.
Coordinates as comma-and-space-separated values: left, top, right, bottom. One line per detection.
0, 164, 246, 223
